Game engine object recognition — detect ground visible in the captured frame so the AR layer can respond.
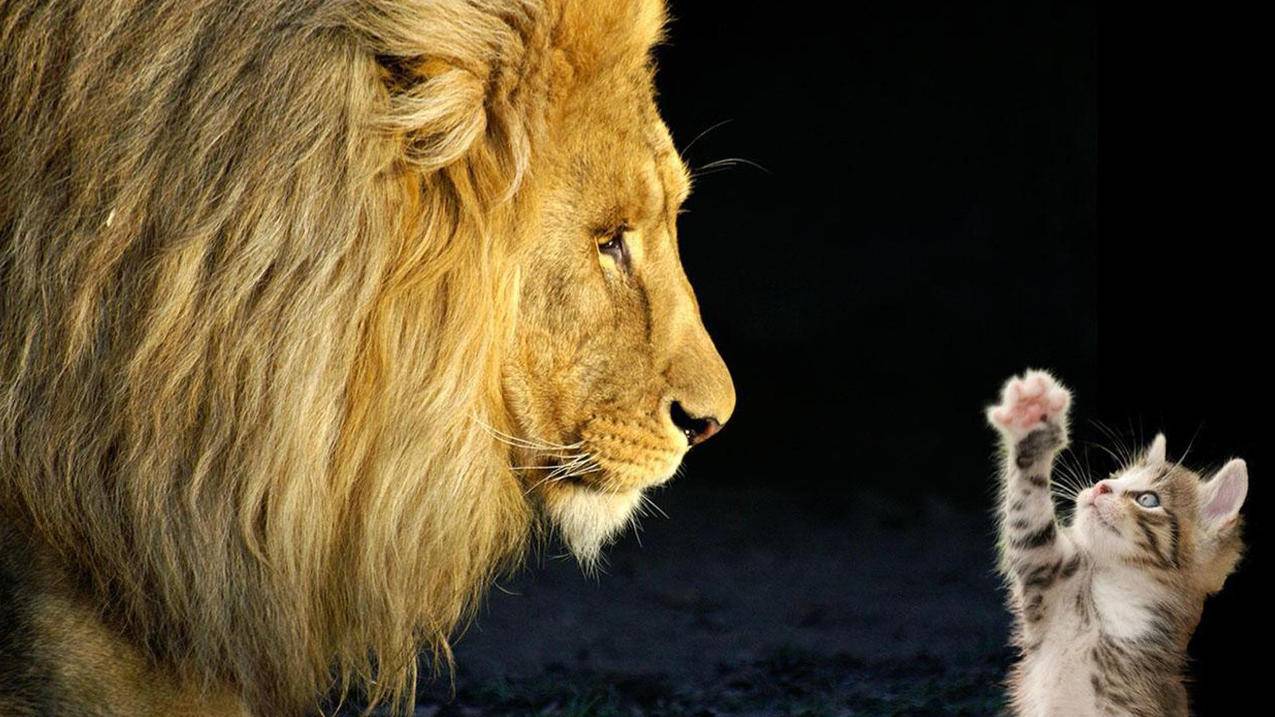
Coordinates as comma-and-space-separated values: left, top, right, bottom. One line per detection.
396, 483, 1014, 716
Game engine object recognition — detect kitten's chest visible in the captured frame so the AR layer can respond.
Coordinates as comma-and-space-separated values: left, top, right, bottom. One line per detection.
1015, 575, 1178, 716
1025, 572, 1162, 641
1018, 629, 1100, 716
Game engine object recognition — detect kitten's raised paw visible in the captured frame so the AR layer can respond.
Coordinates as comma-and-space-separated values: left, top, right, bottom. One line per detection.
987, 370, 1071, 439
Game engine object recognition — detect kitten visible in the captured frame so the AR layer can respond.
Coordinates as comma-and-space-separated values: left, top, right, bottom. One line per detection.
987, 370, 1247, 717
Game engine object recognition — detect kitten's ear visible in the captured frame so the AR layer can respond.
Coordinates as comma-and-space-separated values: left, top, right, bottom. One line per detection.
1197, 459, 1248, 593
1146, 433, 1167, 464
1200, 459, 1248, 532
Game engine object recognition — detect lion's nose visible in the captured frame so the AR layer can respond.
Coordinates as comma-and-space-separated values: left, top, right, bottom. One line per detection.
669, 401, 722, 446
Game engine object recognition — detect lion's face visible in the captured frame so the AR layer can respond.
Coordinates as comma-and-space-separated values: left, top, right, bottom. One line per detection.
503, 61, 734, 561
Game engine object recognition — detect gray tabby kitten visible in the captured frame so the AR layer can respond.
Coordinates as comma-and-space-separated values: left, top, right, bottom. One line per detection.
987, 370, 1247, 717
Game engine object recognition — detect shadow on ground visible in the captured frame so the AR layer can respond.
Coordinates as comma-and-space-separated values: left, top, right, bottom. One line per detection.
376, 483, 1014, 715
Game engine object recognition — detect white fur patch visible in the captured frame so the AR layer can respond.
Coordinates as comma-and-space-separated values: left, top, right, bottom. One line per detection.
1090, 570, 1158, 640
545, 486, 644, 566
1019, 634, 1098, 717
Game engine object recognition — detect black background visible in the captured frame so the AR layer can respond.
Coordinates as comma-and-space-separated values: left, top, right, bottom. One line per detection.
655, 1, 1259, 713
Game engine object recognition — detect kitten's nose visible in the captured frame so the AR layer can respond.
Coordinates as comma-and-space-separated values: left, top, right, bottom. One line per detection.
1094, 481, 1113, 496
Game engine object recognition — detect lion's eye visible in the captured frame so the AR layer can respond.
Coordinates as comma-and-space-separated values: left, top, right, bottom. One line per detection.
1135, 492, 1161, 509
597, 228, 630, 271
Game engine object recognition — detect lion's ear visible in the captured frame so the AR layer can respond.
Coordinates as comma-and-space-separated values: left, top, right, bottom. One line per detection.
347, 3, 548, 177
552, 0, 667, 80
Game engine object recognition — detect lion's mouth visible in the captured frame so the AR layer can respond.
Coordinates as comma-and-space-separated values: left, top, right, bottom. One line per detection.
511, 424, 685, 564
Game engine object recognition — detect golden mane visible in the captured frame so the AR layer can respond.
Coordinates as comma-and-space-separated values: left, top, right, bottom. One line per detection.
0, 0, 667, 713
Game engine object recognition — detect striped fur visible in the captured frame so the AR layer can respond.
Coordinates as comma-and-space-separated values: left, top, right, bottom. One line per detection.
988, 371, 1246, 716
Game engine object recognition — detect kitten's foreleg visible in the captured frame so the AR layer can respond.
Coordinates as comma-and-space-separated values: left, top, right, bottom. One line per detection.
988, 371, 1079, 600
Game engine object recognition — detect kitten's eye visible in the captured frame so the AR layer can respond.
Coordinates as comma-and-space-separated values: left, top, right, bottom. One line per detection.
597, 227, 630, 270
1135, 492, 1161, 509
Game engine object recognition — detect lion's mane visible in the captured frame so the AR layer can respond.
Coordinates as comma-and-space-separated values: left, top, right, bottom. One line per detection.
0, 0, 664, 712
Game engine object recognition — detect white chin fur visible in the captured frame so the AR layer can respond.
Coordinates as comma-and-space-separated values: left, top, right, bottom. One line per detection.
545, 486, 644, 567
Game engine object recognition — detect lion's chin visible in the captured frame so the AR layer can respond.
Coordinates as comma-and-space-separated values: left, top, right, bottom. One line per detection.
542, 484, 645, 567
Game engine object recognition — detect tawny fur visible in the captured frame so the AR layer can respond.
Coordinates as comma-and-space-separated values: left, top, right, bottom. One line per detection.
0, 1, 734, 715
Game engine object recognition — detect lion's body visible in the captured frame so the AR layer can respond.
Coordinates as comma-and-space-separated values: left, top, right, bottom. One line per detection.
1, 526, 251, 715
1, 1, 732, 714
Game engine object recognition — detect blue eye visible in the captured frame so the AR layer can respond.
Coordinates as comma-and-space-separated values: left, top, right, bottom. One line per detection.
1136, 492, 1161, 509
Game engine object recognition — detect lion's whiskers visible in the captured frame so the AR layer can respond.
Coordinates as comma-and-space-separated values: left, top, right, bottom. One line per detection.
473, 416, 583, 453
638, 493, 669, 520
510, 453, 591, 470
472, 416, 611, 494
690, 156, 770, 180
521, 455, 602, 495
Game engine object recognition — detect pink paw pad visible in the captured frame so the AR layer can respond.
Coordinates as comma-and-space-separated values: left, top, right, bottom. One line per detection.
989, 371, 1070, 433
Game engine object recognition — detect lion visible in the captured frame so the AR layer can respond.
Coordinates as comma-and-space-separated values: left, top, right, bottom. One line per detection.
0, 1, 734, 715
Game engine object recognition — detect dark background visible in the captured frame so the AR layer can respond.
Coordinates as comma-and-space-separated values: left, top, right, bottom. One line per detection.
665, 0, 1259, 711
422, 1, 1263, 714
663, 0, 1098, 507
